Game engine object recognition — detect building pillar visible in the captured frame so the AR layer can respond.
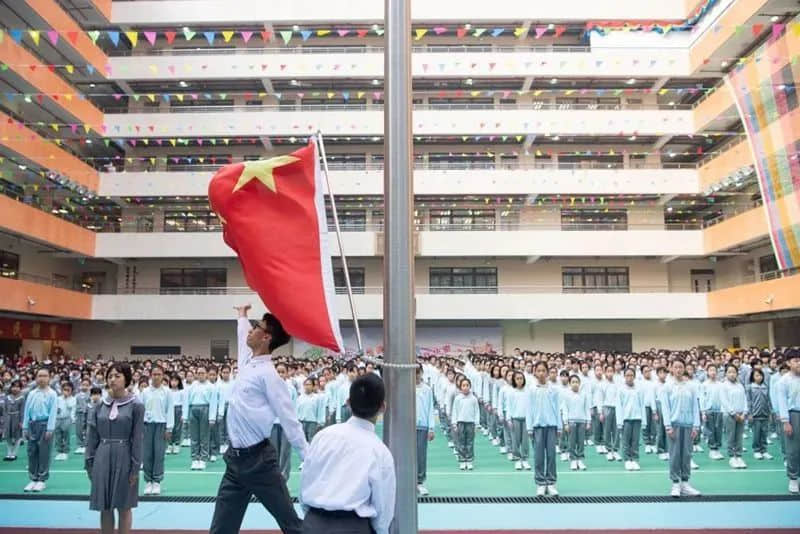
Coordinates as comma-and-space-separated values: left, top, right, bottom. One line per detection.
767, 320, 775, 349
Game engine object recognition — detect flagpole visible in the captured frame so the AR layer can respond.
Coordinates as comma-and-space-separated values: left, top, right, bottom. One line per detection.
315, 131, 363, 355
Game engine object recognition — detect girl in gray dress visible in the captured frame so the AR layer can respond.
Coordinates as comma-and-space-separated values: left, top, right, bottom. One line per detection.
85, 363, 144, 534
3, 380, 24, 460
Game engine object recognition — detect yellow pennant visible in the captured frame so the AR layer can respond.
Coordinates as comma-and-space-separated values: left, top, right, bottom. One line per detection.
29, 31, 40, 46
125, 31, 138, 47
222, 31, 235, 42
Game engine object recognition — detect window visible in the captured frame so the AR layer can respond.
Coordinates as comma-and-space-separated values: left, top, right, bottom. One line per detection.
166, 155, 232, 170
172, 98, 233, 111
333, 267, 365, 294
160, 268, 227, 293
759, 254, 779, 275
429, 267, 497, 294
328, 210, 366, 231
562, 267, 629, 293
0, 250, 20, 278
52, 274, 69, 289
429, 209, 495, 230
564, 333, 632, 353
561, 209, 627, 230
164, 210, 220, 231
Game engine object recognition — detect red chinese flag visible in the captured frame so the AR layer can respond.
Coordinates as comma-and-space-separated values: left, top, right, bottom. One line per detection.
208, 141, 344, 352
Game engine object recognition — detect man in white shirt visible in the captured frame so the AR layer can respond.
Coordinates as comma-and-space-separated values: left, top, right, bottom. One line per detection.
300, 373, 396, 534
209, 305, 309, 534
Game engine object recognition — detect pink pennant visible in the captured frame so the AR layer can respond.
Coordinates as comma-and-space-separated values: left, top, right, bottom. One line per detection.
337, 29, 350, 37
297, 92, 305, 98
772, 23, 786, 40
168, 65, 176, 74
47, 30, 58, 46
144, 31, 157, 45
241, 31, 253, 43
433, 26, 447, 35
534, 26, 548, 39
113, 93, 123, 100
69, 124, 78, 133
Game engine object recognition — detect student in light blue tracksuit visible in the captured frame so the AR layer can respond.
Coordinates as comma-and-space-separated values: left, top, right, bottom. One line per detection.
776, 351, 800, 494
452, 377, 480, 470
700, 364, 724, 460
721, 364, 748, 469
507, 371, 530, 470
415, 365, 436, 495
659, 359, 701, 498
562, 374, 591, 471
615, 368, 646, 470
526, 362, 562, 497
497, 369, 514, 457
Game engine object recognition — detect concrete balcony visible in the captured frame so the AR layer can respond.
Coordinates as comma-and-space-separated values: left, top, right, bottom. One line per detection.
98, 162, 701, 198
103, 104, 695, 137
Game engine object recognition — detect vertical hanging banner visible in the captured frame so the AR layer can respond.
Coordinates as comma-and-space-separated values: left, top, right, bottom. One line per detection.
725, 19, 800, 270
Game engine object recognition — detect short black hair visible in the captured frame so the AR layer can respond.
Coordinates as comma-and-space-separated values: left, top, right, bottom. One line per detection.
89, 386, 102, 396
106, 362, 133, 387
349, 373, 385, 419
264, 313, 290, 352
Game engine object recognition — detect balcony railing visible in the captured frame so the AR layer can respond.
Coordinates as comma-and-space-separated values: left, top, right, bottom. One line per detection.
114, 159, 698, 173
109, 44, 603, 57
4, 272, 102, 293
115, 221, 704, 233
104, 101, 693, 113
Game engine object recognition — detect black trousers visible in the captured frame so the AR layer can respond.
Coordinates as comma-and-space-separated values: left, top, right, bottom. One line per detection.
210, 439, 301, 534
302, 508, 375, 534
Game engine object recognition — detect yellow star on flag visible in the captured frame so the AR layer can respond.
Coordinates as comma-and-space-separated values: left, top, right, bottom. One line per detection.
232, 155, 300, 193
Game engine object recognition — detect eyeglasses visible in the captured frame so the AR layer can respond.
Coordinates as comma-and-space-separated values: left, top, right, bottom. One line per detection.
250, 321, 267, 334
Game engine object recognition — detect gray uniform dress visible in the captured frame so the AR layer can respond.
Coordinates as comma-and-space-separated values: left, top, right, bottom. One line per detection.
4, 395, 24, 442
85, 395, 144, 511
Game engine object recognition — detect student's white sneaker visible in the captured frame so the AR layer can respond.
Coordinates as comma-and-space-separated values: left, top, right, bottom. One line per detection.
762, 452, 774, 460
210, 455, 217, 462
767, 437, 773, 444
737, 458, 747, 469
144, 482, 153, 495
570, 460, 578, 471
447, 441, 454, 448
33, 482, 45, 492
522, 461, 531, 470
75, 447, 85, 454
595, 445, 603, 454
587, 439, 594, 446
515, 461, 523, 470
680, 482, 701, 497
507, 453, 514, 461
299, 462, 304, 471
466, 463, 473, 470
789, 479, 799, 494
546, 485, 559, 496
491, 438, 500, 446
24, 481, 36, 492
220, 445, 228, 454
624, 461, 633, 471
632, 461, 641, 471
560, 452, 569, 462
181, 439, 190, 447
417, 485, 429, 496
670, 483, 681, 498
659, 453, 669, 460
754, 452, 763, 460
577, 460, 587, 470
690, 460, 699, 470
606, 452, 614, 461
770, 432, 778, 440
151, 483, 161, 495
729, 458, 738, 469
499, 447, 507, 454
536, 485, 546, 497
614, 452, 622, 461
55, 453, 66, 461
459, 462, 466, 470
482, 429, 489, 436
200, 461, 207, 470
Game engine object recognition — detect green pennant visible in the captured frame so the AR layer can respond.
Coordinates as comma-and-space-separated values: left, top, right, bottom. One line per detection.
87, 30, 100, 43
183, 28, 196, 41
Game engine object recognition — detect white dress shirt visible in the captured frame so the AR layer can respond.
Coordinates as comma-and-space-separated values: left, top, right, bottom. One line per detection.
300, 417, 396, 534
226, 317, 308, 456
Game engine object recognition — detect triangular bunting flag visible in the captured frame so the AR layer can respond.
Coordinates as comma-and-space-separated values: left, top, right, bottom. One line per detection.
125, 31, 138, 47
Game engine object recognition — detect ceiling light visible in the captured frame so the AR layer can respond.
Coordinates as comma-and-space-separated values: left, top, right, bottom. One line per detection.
24, 96, 31, 103
668, 101, 675, 106
550, 78, 558, 84
771, 15, 780, 22
548, 23, 555, 30
183, 26, 190, 32
290, 79, 299, 86
371, 79, 380, 85
668, 152, 676, 158
626, 78, 636, 85
89, 83, 96, 88
464, 24, 472, 30
551, 135, 560, 141
667, 206, 673, 212
721, 60, 729, 67
178, 80, 189, 88
465, 78, 473, 85
18, 164, 26, 170
372, 24, 380, 30
293, 25, 300, 31
85, 139, 92, 144
629, 135, 637, 141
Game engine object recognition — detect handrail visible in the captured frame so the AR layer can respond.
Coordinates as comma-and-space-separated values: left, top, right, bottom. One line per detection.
113, 160, 700, 173
104, 101, 694, 113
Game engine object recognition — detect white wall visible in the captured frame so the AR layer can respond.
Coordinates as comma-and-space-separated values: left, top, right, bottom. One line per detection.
419, 229, 704, 256
112, 0, 689, 24
109, 47, 690, 80
103, 109, 695, 138
90, 292, 706, 321
94, 232, 376, 258
99, 168, 701, 198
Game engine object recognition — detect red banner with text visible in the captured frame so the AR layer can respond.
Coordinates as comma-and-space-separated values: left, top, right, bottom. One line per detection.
0, 318, 72, 341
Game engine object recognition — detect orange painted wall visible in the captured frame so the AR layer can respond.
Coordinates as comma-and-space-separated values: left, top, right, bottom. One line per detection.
89, 0, 111, 20
707, 275, 800, 317
704, 206, 767, 253
693, 84, 735, 132
0, 195, 96, 256
698, 138, 752, 189
25, 0, 109, 73
0, 38, 104, 128
689, 0, 769, 71
0, 276, 91, 319
0, 110, 99, 191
